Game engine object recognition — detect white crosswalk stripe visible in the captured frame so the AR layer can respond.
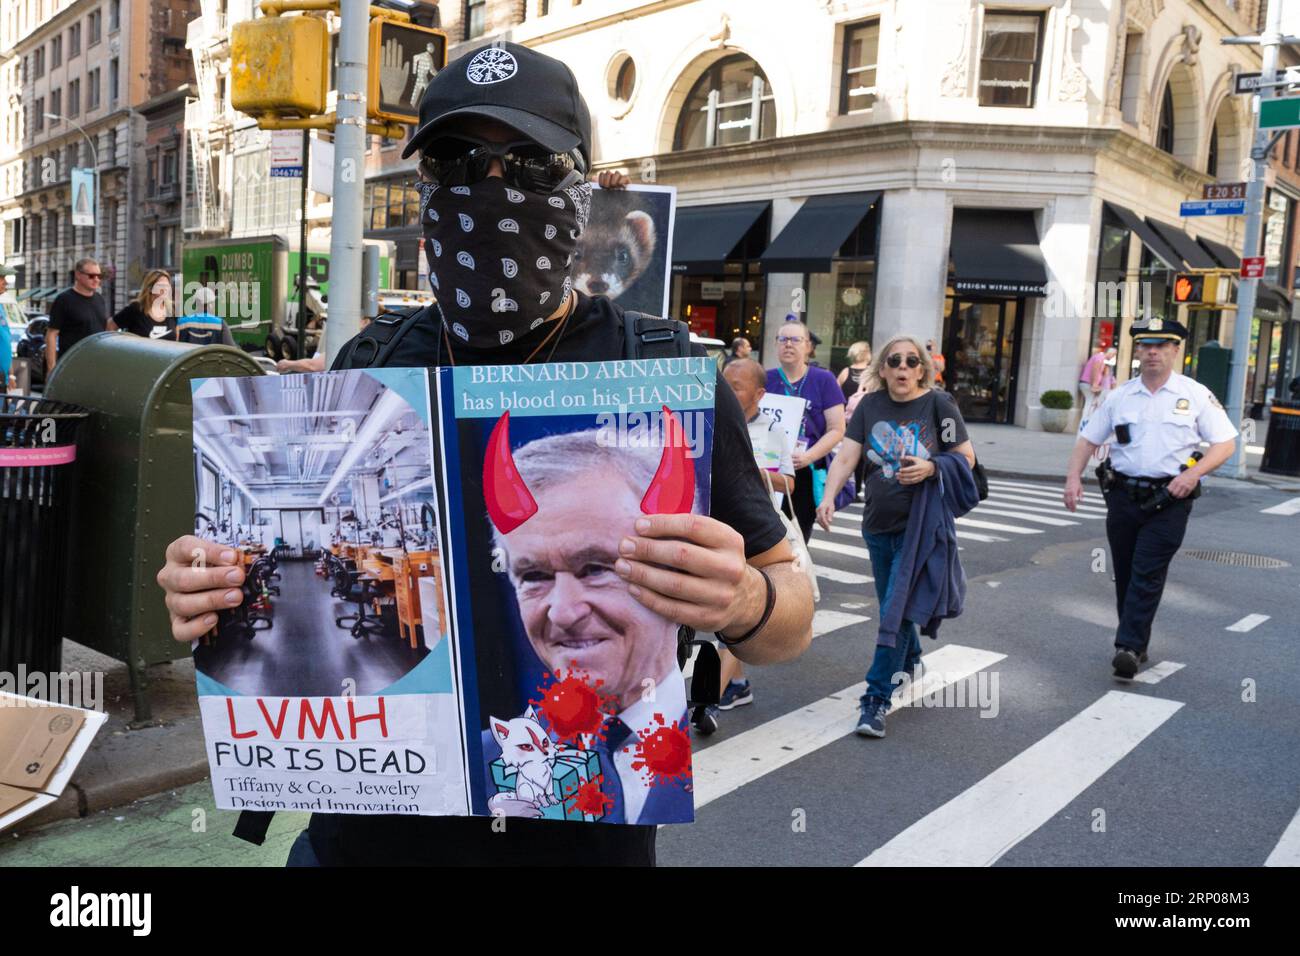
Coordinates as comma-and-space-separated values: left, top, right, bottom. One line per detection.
1261, 496, 1300, 516
966, 507, 1079, 527
1130, 661, 1185, 685
817, 566, 873, 585
955, 516, 1042, 535
809, 538, 873, 561
691, 644, 1005, 811
1265, 801, 1300, 866
856, 691, 1184, 866
812, 609, 870, 638
1226, 614, 1270, 633
983, 494, 1106, 519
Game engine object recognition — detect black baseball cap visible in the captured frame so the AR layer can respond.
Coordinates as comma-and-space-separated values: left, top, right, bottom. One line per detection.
401, 41, 592, 168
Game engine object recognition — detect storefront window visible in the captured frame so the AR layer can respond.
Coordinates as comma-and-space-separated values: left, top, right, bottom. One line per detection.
673, 262, 765, 351
1089, 216, 1129, 357
1263, 189, 1293, 285
1183, 310, 1220, 379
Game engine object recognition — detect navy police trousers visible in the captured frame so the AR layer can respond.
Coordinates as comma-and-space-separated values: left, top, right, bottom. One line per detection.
1103, 485, 1193, 655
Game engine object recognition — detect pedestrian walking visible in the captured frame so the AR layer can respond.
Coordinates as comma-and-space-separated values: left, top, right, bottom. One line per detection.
1078, 345, 1117, 412
766, 319, 845, 541
816, 335, 977, 738
1063, 318, 1237, 680
45, 258, 109, 375
113, 270, 177, 341
176, 286, 236, 347
155, 41, 813, 868
722, 336, 752, 368
837, 340, 872, 402
926, 339, 947, 389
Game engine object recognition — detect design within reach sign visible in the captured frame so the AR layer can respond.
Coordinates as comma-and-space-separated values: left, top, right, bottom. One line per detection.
1180, 199, 1247, 217
953, 278, 1048, 297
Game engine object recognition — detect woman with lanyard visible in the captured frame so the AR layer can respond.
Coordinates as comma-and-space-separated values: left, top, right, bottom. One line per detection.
765, 319, 846, 541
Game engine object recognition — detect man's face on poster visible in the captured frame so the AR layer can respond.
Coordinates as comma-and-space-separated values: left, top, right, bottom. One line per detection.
503, 471, 677, 708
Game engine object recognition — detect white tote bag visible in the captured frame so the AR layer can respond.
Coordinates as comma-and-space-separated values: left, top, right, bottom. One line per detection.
764, 471, 820, 604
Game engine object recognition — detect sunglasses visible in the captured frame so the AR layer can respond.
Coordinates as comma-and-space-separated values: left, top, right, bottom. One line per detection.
886, 354, 922, 369
79, 270, 102, 279
418, 137, 586, 194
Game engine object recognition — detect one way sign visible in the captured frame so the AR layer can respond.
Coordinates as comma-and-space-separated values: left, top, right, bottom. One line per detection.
1235, 68, 1300, 95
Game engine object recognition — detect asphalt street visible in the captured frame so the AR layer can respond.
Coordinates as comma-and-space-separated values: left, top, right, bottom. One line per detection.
3, 478, 1298, 867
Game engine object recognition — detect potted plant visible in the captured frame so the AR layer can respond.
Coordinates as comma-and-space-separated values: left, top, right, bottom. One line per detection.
1039, 390, 1074, 433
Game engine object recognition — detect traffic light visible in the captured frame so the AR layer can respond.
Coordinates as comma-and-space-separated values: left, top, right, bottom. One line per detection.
230, 15, 330, 117
1172, 272, 1231, 307
368, 19, 447, 124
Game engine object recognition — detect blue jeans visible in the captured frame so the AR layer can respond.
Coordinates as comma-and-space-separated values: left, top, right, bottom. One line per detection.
863, 529, 923, 707
286, 830, 322, 867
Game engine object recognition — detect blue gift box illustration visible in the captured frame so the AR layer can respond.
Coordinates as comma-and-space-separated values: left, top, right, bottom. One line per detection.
491, 747, 606, 822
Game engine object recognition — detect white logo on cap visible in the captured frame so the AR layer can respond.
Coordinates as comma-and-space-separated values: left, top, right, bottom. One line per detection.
536, 256, 551, 270
450, 185, 471, 196
456, 288, 471, 308
505, 188, 525, 204
544, 224, 557, 240
459, 213, 475, 232
457, 251, 476, 270
466, 48, 518, 85
501, 257, 518, 278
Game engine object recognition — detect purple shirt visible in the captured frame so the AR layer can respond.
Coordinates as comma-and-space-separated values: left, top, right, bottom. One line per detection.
765, 365, 845, 457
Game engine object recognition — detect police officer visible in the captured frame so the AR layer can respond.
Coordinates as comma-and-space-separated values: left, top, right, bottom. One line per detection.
1063, 317, 1238, 679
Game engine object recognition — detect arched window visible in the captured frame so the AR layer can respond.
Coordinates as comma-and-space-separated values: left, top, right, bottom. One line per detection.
1207, 121, 1219, 177
673, 55, 776, 151
1157, 84, 1175, 154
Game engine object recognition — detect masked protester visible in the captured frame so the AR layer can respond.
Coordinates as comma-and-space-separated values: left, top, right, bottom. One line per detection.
155, 41, 814, 868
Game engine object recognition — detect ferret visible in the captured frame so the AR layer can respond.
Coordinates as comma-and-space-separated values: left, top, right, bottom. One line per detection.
572, 196, 657, 301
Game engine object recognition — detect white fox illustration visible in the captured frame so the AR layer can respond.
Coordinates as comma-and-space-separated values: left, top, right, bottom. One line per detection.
490, 706, 558, 806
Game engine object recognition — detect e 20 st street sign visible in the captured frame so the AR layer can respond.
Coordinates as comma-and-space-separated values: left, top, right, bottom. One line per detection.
368, 19, 447, 125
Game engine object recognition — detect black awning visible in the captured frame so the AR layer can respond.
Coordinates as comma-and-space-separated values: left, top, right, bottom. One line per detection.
758, 191, 881, 272
1257, 283, 1291, 318
1103, 202, 1183, 270
949, 208, 1048, 297
1197, 236, 1241, 270
671, 201, 770, 274
1147, 218, 1218, 269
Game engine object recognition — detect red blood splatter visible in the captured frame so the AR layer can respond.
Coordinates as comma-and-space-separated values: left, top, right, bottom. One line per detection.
530, 668, 614, 745
565, 774, 615, 817
628, 712, 693, 785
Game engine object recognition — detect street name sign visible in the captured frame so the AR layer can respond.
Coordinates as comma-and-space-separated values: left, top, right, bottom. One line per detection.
1235, 69, 1300, 95
1259, 95, 1300, 129
1180, 199, 1247, 216
1203, 182, 1247, 200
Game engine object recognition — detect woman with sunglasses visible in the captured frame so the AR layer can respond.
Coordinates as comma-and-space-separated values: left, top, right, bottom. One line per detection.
815, 335, 976, 738
765, 320, 846, 542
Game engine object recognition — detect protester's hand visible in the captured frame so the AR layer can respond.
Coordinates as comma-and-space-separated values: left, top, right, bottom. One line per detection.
1167, 470, 1199, 499
156, 535, 245, 642
815, 500, 836, 532
614, 513, 758, 635
1063, 475, 1085, 512
896, 456, 935, 485
596, 170, 630, 189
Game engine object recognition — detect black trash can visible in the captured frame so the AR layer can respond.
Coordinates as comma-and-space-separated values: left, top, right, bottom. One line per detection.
1261, 400, 1300, 477
0, 395, 90, 679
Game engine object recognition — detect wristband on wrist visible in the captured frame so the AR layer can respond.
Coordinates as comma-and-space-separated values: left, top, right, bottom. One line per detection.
718, 567, 775, 648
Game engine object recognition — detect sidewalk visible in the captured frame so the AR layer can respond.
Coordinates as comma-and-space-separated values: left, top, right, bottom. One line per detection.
966, 422, 1300, 492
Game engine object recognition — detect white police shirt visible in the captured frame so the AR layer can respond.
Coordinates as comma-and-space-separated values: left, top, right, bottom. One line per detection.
1081, 372, 1237, 478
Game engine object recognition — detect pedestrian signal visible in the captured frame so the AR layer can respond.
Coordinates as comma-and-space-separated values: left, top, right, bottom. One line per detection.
230, 16, 330, 118
1172, 273, 1203, 305
368, 19, 448, 125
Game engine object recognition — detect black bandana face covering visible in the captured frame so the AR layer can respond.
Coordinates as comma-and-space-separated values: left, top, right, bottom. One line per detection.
420, 178, 592, 348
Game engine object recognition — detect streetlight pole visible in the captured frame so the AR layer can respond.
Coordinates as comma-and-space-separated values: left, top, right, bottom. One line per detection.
43, 112, 101, 274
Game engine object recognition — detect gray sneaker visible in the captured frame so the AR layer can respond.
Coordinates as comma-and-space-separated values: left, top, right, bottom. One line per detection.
856, 698, 887, 738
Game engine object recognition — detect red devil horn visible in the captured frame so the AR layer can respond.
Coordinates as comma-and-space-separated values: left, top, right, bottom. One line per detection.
484, 412, 538, 534
640, 407, 695, 515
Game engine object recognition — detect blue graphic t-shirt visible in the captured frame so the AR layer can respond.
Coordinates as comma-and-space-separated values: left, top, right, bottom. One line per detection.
846, 389, 969, 534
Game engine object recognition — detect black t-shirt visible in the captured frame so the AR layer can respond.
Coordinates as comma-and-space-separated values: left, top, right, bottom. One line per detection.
114, 302, 177, 340
846, 388, 969, 535
48, 289, 109, 356
313, 291, 786, 866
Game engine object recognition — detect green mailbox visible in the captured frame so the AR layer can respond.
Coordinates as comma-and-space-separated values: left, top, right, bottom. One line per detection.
45, 332, 264, 722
